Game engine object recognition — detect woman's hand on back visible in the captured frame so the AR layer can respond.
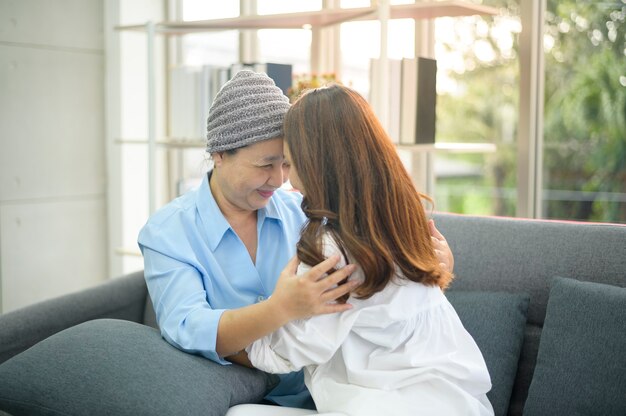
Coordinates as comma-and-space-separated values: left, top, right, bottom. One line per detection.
429, 219, 454, 273
269, 255, 360, 323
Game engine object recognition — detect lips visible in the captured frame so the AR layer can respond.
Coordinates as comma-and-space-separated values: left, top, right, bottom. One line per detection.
257, 190, 274, 199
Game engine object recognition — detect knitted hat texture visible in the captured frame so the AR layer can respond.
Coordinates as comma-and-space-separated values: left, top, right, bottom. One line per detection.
206, 70, 291, 153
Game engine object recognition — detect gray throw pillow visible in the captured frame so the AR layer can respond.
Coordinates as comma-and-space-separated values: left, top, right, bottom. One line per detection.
523, 277, 626, 416
446, 291, 530, 416
0, 319, 279, 416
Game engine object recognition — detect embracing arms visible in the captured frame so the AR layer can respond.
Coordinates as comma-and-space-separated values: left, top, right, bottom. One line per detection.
141, 220, 452, 365
216, 255, 359, 358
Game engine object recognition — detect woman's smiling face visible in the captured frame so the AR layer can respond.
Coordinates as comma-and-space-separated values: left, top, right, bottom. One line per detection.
212, 137, 291, 212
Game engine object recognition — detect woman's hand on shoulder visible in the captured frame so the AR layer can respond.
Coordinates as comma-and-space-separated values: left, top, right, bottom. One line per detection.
429, 219, 454, 273
269, 255, 360, 323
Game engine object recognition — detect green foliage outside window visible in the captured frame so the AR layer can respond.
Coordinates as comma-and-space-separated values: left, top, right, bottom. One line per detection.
435, 0, 626, 223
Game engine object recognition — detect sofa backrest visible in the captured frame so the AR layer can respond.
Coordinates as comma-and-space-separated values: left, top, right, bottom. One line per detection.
432, 212, 626, 415
0, 270, 149, 366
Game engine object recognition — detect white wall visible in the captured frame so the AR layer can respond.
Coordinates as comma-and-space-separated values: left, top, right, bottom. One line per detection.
0, 0, 107, 312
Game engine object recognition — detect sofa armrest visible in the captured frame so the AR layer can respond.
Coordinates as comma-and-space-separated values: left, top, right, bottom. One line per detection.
0, 270, 147, 364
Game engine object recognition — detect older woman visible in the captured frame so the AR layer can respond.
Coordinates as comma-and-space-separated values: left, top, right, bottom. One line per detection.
138, 71, 453, 410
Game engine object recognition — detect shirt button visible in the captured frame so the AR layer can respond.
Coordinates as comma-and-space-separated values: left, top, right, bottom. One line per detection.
257, 295, 266, 302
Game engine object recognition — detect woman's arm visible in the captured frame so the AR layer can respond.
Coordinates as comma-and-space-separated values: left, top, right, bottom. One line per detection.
246, 237, 362, 373
143, 246, 359, 361
216, 255, 359, 357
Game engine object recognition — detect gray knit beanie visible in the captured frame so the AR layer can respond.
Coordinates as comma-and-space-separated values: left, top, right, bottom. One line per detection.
206, 70, 291, 153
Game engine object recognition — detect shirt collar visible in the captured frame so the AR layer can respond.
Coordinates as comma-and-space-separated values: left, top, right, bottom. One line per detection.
196, 172, 231, 251
196, 171, 283, 251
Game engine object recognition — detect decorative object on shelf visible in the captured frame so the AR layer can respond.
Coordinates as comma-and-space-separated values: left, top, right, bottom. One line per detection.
287, 72, 340, 103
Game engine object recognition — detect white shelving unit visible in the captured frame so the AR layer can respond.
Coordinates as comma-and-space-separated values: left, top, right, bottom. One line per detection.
116, 2, 497, 33
115, 0, 498, 241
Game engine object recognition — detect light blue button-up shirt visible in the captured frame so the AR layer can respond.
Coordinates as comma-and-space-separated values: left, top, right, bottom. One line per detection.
138, 172, 312, 408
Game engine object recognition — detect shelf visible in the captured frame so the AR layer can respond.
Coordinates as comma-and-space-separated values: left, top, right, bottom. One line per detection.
115, 139, 496, 153
115, 138, 205, 149
388, 1, 498, 20
396, 142, 497, 153
115, 1, 498, 34
116, 9, 375, 33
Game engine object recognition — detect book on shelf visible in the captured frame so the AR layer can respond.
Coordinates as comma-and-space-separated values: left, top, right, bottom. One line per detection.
400, 57, 437, 145
388, 59, 402, 144
169, 64, 229, 141
369, 58, 403, 144
230, 62, 293, 97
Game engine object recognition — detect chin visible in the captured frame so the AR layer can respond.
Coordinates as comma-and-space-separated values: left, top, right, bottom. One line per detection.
250, 198, 271, 211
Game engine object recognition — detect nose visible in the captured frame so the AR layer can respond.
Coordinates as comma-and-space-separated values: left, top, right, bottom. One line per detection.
267, 164, 284, 188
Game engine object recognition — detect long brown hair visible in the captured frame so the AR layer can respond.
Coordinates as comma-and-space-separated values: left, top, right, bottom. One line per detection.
284, 84, 452, 300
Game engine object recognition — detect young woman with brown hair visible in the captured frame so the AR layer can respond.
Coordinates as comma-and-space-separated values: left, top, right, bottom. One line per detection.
244, 84, 493, 416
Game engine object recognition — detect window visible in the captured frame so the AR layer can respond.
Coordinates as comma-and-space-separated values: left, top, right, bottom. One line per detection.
181, 0, 239, 66
256, 1, 320, 75
433, 1, 520, 217
174, 0, 624, 224
542, 0, 626, 223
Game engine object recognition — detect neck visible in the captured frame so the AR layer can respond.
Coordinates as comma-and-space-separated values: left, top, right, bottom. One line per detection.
209, 171, 258, 264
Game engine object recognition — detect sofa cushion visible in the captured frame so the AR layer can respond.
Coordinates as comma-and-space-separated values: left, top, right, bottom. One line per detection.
446, 291, 530, 416
523, 277, 626, 416
0, 319, 279, 416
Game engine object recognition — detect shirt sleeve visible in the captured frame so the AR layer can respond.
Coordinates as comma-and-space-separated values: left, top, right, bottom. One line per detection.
142, 246, 229, 365
246, 235, 360, 373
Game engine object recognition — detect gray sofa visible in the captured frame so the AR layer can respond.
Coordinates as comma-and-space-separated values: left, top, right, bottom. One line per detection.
0, 213, 624, 416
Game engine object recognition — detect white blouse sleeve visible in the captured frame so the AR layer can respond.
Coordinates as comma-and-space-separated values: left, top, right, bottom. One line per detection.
246, 235, 360, 374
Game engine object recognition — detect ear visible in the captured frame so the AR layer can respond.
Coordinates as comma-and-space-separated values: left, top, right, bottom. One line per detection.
211, 152, 225, 167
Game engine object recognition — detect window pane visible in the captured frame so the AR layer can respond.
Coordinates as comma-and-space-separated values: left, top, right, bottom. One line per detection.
434, 1, 520, 217
340, 19, 415, 98
542, 1, 626, 223
341, 20, 379, 97
257, 29, 311, 74
182, 0, 238, 20
255, 2, 320, 78
181, 0, 239, 66
257, 0, 321, 15
177, 0, 240, 198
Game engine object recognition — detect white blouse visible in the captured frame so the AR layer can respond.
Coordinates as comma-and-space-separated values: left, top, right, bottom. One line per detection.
246, 234, 494, 416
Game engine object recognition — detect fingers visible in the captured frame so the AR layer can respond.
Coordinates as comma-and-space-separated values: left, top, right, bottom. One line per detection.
321, 278, 360, 304
432, 236, 447, 249
429, 222, 455, 273
319, 263, 361, 302
318, 302, 354, 315
305, 254, 342, 281
428, 219, 445, 241
321, 263, 357, 287
284, 255, 300, 274
430, 220, 449, 250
